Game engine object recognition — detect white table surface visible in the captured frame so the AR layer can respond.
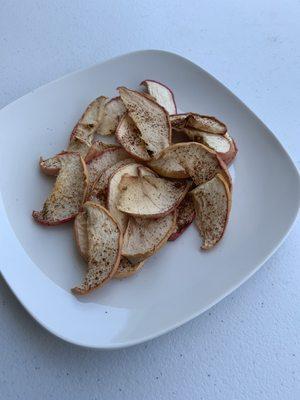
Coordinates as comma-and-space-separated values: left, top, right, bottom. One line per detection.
1, 1, 299, 399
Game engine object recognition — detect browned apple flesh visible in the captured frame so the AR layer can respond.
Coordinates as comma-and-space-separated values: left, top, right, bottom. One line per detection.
122, 212, 177, 263
118, 87, 171, 157
141, 80, 177, 114
191, 174, 231, 250
116, 113, 151, 161
33, 153, 88, 225
168, 195, 195, 241
97, 97, 126, 136
72, 202, 122, 295
117, 174, 190, 218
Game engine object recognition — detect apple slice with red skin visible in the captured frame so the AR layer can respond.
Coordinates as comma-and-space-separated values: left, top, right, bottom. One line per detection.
148, 142, 229, 185
33, 152, 88, 225
72, 202, 122, 295
170, 113, 227, 135
107, 163, 155, 232
116, 113, 151, 162
122, 212, 177, 264
74, 208, 144, 279
191, 173, 231, 250
118, 87, 171, 157
140, 80, 177, 114
173, 126, 237, 166
40, 141, 120, 177
117, 174, 190, 218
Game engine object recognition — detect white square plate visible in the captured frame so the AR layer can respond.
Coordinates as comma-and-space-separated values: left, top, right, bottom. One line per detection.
0, 50, 299, 349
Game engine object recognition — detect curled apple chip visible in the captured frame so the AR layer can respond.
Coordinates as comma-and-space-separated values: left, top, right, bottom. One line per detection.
107, 163, 155, 232
116, 113, 151, 161
170, 113, 227, 135
72, 202, 122, 295
97, 97, 126, 136
186, 114, 227, 135
168, 195, 195, 241
118, 87, 171, 157
69, 96, 107, 144
122, 212, 177, 264
117, 174, 190, 218
148, 142, 226, 185
222, 133, 238, 165
74, 211, 143, 279
191, 174, 231, 250
140, 79, 177, 114
33, 152, 88, 225
173, 127, 237, 166
200, 132, 237, 166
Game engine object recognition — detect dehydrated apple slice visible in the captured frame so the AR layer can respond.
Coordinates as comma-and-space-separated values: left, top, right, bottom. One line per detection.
222, 133, 238, 165
74, 212, 142, 279
40, 139, 90, 177
117, 175, 190, 218
33, 153, 88, 225
116, 113, 151, 161
168, 195, 195, 241
97, 97, 126, 136
72, 202, 122, 295
122, 212, 177, 264
69, 96, 107, 145
186, 114, 227, 135
178, 143, 227, 186
141, 80, 177, 114
175, 127, 237, 166
107, 163, 154, 232
114, 258, 145, 279
86, 147, 129, 189
118, 87, 171, 156
149, 142, 227, 185
191, 174, 231, 250
201, 131, 237, 165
